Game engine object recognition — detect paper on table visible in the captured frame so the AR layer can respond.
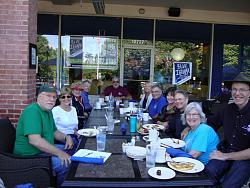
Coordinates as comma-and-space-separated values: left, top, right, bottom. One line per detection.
71, 149, 112, 164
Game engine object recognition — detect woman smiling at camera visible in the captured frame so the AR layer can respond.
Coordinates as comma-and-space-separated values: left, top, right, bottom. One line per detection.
52, 87, 79, 154
181, 102, 219, 164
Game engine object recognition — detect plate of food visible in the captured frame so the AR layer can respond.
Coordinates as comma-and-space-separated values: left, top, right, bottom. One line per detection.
137, 127, 149, 135
77, 128, 97, 137
160, 138, 185, 148
142, 124, 164, 130
148, 167, 176, 180
167, 157, 204, 173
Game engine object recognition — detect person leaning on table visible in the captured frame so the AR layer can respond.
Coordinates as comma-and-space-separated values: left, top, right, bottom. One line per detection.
205, 72, 250, 188
181, 102, 219, 165
13, 85, 74, 187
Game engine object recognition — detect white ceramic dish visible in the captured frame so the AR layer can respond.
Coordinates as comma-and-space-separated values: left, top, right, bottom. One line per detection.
77, 128, 97, 137
148, 167, 176, 180
167, 157, 205, 173
160, 138, 185, 148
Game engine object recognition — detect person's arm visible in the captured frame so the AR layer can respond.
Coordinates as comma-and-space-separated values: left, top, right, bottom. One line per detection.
28, 134, 71, 166
210, 148, 250, 161
188, 150, 202, 158
54, 130, 74, 150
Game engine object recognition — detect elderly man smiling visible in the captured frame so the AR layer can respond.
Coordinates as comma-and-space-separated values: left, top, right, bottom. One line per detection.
14, 85, 74, 186
148, 84, 167, 120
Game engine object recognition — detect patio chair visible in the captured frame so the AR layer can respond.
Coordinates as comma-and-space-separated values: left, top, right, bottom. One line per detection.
0, 118, 55, 187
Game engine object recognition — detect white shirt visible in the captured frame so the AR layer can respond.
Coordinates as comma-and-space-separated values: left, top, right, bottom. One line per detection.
139, 93, 153, 110
52, 106, 78, 134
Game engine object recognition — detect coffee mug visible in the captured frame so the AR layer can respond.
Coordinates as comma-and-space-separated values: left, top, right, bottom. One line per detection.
142, 113, 149, 121
148, 129, 159, 142
99, 97, 104, 104
96, 102, 101, 109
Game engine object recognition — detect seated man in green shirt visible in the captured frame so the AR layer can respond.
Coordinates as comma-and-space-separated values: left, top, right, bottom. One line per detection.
14, 85, 74, 186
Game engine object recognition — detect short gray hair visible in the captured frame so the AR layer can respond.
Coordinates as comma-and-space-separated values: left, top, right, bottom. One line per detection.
181, 102, 206, 125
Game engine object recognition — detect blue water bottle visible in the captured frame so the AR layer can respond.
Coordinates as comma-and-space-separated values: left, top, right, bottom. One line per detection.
129, 115, 137, 133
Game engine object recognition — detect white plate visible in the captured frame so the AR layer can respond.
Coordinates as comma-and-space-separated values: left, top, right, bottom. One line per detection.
137, 128, 149, 135
142, 124, 164, 130
114, 119, 120, 124
160, 138, 185, 148
148, 167, 176, 180
77, 128, 97, 137
126, 146, 146, 159
167, 157, 205, 173
142, 136, 149, 142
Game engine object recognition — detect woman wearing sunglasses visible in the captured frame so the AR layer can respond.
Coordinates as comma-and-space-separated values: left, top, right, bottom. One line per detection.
52, 87, 79, 155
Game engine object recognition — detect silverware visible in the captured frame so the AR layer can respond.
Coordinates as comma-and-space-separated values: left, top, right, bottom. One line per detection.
82, 152, 93, 157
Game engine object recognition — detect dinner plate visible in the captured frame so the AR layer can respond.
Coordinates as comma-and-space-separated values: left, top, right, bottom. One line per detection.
142, 124, 164, 130
77, 128, 97, 137
142, 135, 149, 142
137, 128, 149, 135
160, 138, 185, 148
148, 167, 176, 180
126, 146, 146, 159
167, 157, 205, 173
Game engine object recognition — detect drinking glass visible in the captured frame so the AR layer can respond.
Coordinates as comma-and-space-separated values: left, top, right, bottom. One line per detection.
96, 126, 106, 151
146, 144, 157, 169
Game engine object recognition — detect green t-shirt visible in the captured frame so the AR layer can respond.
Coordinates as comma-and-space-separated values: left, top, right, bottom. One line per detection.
14, 103, 57, 156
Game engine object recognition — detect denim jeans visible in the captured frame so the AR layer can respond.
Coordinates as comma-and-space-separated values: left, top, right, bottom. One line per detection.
205, 159, 250, 188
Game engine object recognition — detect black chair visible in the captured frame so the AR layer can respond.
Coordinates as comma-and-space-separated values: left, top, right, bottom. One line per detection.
0, 118, 55, 187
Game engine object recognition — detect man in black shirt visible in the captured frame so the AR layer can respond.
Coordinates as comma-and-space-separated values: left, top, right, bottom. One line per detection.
206, 72, 250, 188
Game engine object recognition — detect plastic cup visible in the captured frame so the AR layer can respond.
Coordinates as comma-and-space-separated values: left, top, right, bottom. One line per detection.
143, 113, 149, 122
107, 119, 115, 134
146, 144, 157, 169
96, 126, 106, 151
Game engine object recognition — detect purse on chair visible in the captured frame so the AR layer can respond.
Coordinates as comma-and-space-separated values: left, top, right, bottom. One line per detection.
0, 118, 56, 187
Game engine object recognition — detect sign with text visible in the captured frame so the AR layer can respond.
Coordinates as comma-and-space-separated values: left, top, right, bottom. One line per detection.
65, 36, 118, 69
172, 62, 192, 85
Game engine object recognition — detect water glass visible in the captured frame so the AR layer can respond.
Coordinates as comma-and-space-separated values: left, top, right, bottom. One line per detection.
146, 144, 157, 169
107, 119, 115, 134
96, 126, 106, 151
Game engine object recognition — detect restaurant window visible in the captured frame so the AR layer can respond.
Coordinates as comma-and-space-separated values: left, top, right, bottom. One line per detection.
61, 35, 119, 94
222, 44, 250, 83
154, 41, 210, 100
37, 35, 58, 88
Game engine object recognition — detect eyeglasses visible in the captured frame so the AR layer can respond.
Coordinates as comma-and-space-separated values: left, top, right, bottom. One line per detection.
231, 88, 250, 94
186, 113, 199, 118
61, 95, 71, 99
112, 81, 119, 83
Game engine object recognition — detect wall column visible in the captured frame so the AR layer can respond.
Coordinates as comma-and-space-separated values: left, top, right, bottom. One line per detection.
0, 0, 37, 123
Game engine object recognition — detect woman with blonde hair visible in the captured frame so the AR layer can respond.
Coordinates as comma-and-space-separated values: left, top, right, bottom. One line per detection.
52, 87, 79, 154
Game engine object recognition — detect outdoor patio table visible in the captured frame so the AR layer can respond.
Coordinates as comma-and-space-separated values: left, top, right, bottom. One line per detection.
62, 109, 213, 187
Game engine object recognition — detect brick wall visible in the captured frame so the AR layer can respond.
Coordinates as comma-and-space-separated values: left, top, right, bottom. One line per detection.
0, 0, 37, 124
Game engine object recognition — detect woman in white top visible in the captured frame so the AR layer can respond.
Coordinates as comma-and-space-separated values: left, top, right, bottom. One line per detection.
52, 87, 79, 154
139, 82, 153, 110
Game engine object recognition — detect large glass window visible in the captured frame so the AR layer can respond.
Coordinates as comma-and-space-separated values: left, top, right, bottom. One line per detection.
61, 35, 119, 93
154, 41, 210, 99
37, 35, 58, 87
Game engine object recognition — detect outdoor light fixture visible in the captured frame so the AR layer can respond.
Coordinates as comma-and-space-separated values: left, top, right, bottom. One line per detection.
138, 8, 145, 14
92, 0, 105, 14
170, 48, 185, 61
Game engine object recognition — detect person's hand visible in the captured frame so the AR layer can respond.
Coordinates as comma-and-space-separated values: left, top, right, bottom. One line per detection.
209, 150, 227, 161
64, 135, 74, 150
58, 151, 71, 167
180, 126, 190, 140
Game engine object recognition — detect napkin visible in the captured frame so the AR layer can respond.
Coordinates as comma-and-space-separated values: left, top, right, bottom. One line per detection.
71, 149, 111, 164
166, 148, 194, 158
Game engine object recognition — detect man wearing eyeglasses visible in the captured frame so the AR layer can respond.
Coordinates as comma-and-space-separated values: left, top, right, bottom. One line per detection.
14, 85, 74, 186
206, 72, 250, 188
102, 76, 132, 99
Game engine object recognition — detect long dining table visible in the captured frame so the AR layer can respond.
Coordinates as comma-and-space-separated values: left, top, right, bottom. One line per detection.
62, 107, 213, 187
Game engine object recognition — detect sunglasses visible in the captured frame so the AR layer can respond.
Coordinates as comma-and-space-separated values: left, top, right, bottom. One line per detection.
61, 95, 71, 99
